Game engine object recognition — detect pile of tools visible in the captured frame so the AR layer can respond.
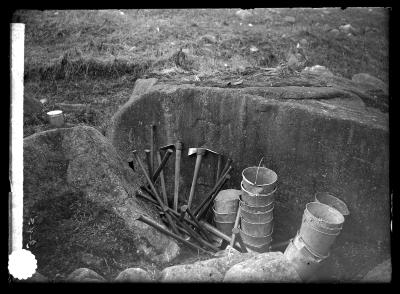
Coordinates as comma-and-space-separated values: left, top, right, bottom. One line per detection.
130, 124, 244, 255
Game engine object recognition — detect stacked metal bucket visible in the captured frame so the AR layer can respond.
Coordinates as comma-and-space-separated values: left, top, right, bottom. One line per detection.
284, 192, 349, 281
239, 167, 278, 253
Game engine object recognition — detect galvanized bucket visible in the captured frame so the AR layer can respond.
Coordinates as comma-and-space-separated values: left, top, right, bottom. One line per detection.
244, 242, 271, 253
47, 110, 64, 127
314, 192, 350, 217
303, 202, 344, 229
214, 189, 241, 213
240, 204, 274, 223
214, 218, 235, 236
239, 199, 274, 213
284, 237, 328, 281
213, 207, 237, 222
239, 227, 273, 247
242, 166, 277, 194
241, 217, 273, 236
240, 181, 275, 207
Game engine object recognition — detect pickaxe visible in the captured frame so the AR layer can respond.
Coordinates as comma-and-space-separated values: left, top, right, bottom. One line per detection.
160, 141, 183, 211
187, 147, 220, 209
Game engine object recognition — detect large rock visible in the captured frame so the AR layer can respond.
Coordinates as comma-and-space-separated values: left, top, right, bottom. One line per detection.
66, 268, 105, 282
107, 78, 389, 281
115, 268, 152, 282
362, 259, 391, 282
23, 125, 180, 265
352, 73, 388, 94
223, 252, 301, 282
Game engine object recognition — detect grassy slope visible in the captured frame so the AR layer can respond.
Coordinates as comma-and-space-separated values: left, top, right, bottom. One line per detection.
17, 8, 389, 137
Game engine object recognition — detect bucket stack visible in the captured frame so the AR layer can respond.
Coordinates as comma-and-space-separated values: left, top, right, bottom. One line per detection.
284, 193, 349, 281
213, 189, 242, 236
239, 166, 278, 253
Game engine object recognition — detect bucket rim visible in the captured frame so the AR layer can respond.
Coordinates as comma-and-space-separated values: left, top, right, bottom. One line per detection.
213, 217, 236, 224
239, 226, 274, 238
242, 166, 278, 187
314, 192, 350, 216
240, 203, 274, 215
241, 181, 277, 197
305, 201, 345, 226
212, 207, 237, 215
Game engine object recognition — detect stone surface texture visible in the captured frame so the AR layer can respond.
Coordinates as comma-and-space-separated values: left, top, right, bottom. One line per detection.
66, 268, 105, 282
107, 72, 389, 281
24, 125, 180, 264
115, 268, 152, 282
223, 252, 301, 282
362, 259, 391, 282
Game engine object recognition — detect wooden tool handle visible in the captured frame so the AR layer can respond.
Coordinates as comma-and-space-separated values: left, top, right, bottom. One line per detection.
216, 154, 222, 184
150, 124, 156, 172
152, 149, 173, 182
187, 152, 204, 209
157, 151, 168, 205
173, 147, 182, 211
144, 149, 152, 176
230, 207, 242, 247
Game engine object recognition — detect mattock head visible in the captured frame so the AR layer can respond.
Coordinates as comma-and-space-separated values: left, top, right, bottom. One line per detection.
188, 147, 219, 157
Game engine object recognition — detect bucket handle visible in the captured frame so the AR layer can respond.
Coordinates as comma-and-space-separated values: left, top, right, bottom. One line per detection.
253, 157, 264, 185
241, 181, 277, 197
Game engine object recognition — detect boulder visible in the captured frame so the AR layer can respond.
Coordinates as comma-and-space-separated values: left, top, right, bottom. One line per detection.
352, 73, 388, 94
223, 252, 301, 282
66, 268, 105, 282
160, 263, 224, 282
23, 125, 180, 265
362, 259, 391, 282
115, 268, 152, 282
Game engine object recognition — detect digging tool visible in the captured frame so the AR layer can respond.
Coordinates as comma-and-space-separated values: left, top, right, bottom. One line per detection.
160, 141, 183, 212
156, 150, 168, 205
169, 211, 219, 252
150, 124, 156, 173
132, 150, 179, 235
152, 149, 173, 182
137, 188, 199, 228
184, 206, 213, 243
199, 221, 242, 252
216, 154, 223, 185
230, 206, 242, 248
187, 147, 220, 209
198, 173, 232, 221
193, 165, 233, 217
136, 214, 213, 256
144, 149, 152, 176
219, 158, 232, 181
231, 227, 247, 253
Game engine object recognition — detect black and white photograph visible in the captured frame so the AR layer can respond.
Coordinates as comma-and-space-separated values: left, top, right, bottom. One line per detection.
9, 8, 391, 283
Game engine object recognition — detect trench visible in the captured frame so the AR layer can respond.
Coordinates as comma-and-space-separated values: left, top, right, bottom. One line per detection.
109, 85, 390, 282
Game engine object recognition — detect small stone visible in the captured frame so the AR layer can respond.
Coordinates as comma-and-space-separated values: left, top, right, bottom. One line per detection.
235, 9, 252, 21
200, 34, 217, 44
352, 73, 388, 94
223, 251, 301, 282
329, 29, 340, 36
302, 65, 334, 77
284, 16, 296, 24
322, 24, 331, 32
66, 268, 105, 282
115, 268, 152, 282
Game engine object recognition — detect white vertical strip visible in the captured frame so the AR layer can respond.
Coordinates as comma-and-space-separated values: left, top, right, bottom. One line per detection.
10, 23, 25, 252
